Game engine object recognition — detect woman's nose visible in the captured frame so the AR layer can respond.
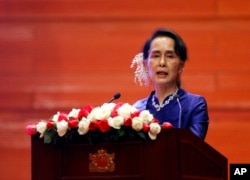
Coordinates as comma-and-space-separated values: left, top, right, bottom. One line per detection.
159, 56, 166, 67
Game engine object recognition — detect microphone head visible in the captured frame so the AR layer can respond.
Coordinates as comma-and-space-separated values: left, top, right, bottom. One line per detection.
113, 93, 121, 99
107, 92, 121, 103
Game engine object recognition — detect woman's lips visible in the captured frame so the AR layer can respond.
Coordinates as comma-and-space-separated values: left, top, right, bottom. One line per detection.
156, 71, 168, 78
156, 71, 168, 75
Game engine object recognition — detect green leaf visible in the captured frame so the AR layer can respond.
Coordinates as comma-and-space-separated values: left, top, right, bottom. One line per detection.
118, 128, 125, 137
137, 131, 146, 140
44, 129, 54, 144
64, 128, 76, 143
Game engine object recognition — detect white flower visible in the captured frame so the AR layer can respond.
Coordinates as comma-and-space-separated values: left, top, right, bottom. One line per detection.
99, 103, 115, 119
36, 121, 47, 137
87, 107, 101, 121
78, 117, 90, 135
101, 103, 116, 112
87, 104, 114, 121
108, 116, 124, 129
56, 120, 68, 137
148, 122, 161, 140
117, 103, 137, 118
52, 112, 60, 122
68, 108, 80, 119
139, 110, 154, 123
131, 117, 143, 131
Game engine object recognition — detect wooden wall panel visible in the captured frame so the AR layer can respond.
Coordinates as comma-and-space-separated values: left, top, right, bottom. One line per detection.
1, 20, 250, 108
0, 25, 35, 74
182, 73, 216, 93
2, 0, 215, 18
0, 92, 33, 109
218, 0, 250, 16
206, 112, 250, 163
215, 30, 250, 72
218, 74, 250, 91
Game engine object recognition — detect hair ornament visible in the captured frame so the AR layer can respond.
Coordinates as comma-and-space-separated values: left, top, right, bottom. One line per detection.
130, 52, 149, 86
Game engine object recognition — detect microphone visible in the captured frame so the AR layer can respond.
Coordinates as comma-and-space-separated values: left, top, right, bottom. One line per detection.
107, 92, 121, 103
175, 95, 182, 128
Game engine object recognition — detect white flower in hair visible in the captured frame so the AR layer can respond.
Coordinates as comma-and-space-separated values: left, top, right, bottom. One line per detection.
130, 53, 149, 86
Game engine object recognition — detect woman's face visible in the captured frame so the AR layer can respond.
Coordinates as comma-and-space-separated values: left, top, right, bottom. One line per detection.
145, 36, 184, 87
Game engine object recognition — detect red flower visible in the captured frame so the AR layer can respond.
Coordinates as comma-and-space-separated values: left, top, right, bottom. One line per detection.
68, 118, 79, 129
78, 105, 94, 119
142, 123, 150, 132
130, 110, 140, 118
89, 121, 99, 131
97, 119, 110, 133
46, 120, 55, 128
111, 102, 123, 117
58, 112, 68, 121
152, 118, 159, 123
26, 124, 37, 135
124, 117, 132, 127
162, 122, 173, 130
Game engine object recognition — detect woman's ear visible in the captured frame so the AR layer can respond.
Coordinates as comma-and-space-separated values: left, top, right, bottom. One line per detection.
178, 62, 185, 74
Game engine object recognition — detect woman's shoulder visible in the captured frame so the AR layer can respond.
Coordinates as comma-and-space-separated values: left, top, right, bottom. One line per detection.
132, 91, 155, 110
179, 88, 208, 107
180, 88, 206, 100
132, 97, 149, 110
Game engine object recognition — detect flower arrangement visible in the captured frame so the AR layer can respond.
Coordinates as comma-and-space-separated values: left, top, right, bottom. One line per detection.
26, 102, 173, 144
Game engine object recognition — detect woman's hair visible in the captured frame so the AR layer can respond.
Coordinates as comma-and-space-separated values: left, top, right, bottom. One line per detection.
142, 28, 188, 62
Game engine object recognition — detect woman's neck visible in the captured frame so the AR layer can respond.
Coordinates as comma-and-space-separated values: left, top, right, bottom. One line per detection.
154, 85, 178, 105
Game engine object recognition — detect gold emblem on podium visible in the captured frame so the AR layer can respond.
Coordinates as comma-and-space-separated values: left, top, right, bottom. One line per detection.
89, 149, 115, 172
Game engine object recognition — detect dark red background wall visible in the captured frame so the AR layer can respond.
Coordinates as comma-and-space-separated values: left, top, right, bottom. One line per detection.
0, 0, 250, 179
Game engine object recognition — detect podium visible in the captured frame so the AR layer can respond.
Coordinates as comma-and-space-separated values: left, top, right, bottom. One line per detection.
32, 129, 228, 180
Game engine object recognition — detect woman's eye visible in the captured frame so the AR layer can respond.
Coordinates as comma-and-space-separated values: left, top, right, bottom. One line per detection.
151, 54, 160, 58
166, 54, 174, 59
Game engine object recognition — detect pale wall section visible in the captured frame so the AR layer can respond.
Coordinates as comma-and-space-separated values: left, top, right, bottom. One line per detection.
0, 0, 250, 179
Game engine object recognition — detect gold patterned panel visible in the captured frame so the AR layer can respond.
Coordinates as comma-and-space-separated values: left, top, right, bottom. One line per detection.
89, 149, 115, 172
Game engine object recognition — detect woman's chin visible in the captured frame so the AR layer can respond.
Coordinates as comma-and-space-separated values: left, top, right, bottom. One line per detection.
154, 79, 169, 85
